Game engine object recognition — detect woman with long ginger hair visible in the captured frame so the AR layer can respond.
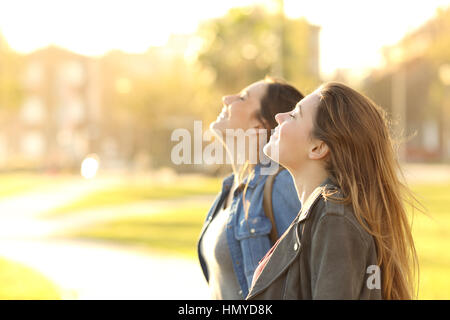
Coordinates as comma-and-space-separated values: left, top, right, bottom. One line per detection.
247, 82, 419, 300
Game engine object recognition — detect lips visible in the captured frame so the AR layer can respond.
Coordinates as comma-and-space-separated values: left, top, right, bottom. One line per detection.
272, 126, 280, 139
269, 132, 279, 142
217, 107, 229, 119
218, 112, 228, 119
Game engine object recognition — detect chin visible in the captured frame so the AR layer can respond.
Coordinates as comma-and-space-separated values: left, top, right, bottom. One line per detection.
211, 117, 232, 133
210, 120, 223, 132
263, 140, 281, 163
262, 143, 271, 158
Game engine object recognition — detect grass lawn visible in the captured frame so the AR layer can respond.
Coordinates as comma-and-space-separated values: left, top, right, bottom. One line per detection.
63, 181, 450, 300
0, 258, 60, 299
44, 176, 221, 217
0, 173, 65, 199
66, 204, 210, 258
410, 183, 450, 299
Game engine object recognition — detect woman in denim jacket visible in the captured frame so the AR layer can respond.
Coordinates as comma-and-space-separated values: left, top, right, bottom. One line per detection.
197, 77, 303, 299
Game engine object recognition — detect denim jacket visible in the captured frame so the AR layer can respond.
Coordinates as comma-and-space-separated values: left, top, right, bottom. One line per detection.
197, 162, 301, 298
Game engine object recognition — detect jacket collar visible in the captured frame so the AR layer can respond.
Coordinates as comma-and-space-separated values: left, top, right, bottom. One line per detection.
246, 215, 301, 299
246, 176, 338, 299
221, 174, 234, 191
297, 176, 337, 223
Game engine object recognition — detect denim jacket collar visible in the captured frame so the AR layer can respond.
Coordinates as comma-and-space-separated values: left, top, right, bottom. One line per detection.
221, 160, 279, 191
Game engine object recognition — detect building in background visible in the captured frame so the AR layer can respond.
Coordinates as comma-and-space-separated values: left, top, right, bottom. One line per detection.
12, 34, 197, 172
363, 7, 450, 162
19, 46, 101, 170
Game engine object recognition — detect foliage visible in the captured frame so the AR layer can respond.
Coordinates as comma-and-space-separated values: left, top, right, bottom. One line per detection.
197, 6, 321, 94
98, 48, 221, 166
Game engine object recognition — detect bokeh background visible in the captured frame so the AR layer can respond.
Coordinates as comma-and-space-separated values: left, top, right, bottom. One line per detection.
0, 0, 449, 299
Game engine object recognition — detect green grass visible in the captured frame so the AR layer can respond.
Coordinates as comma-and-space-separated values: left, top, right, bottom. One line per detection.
0, 174, 61, 198
44, 176, 221, 217
66, 205, 209, 258
0, 258, 61, 300
410, 183, 450, 299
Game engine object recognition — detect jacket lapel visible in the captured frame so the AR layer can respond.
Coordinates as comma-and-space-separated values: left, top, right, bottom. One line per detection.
198, 191, 226, 238
246, 184, 325, 299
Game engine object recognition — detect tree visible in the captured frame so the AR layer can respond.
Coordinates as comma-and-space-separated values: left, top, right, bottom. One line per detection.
196, 5, 321, 94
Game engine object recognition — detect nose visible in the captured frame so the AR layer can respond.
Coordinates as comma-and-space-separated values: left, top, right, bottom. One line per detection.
222, 94, 237, 106
222, 95, 231, 105
275, 112, 288, 125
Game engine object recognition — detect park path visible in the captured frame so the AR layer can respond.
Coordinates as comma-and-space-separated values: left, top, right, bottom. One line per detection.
0, 238, 209, 299
0, 176, 211, 300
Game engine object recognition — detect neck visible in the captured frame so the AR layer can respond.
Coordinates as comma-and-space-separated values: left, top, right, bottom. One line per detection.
222, 137, 260, 177
290, 161, 328, 204
233, 162, 256, 185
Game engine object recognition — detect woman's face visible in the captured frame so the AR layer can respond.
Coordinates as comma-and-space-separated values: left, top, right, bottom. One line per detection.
264, 91, 321, 170
210, 81, 268, 133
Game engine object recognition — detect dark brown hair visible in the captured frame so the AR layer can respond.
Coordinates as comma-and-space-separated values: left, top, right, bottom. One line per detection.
258, 76, 304, 130
240, 77, 303, 218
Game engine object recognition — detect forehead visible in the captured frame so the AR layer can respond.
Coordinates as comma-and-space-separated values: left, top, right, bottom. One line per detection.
296, 91, 320, 114
243, 81, 268, 98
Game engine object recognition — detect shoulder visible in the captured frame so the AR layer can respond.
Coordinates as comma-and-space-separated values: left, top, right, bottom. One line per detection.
222, 173, 234, 185
271, 169, 300, 207
310, 186, 373, 249
271, 169, 297, 197
273, 169, 295, 186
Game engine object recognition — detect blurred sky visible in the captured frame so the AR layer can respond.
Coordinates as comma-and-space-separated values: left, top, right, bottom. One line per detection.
0, 0, 449, 78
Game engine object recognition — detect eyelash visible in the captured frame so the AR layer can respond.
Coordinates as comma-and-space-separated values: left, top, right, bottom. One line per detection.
289, 113, 295, 119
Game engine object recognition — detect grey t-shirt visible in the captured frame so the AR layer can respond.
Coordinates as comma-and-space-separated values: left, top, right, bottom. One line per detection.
200, 204, 242, 299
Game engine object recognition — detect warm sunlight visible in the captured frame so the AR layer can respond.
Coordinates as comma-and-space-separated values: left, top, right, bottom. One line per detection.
284, 0, 450, 78
1, 0, 450, 302
0, 0, 256, 55
0, 0, 448, 78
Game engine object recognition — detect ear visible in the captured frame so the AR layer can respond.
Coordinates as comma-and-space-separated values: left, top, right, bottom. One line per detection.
308, 140, 329, 160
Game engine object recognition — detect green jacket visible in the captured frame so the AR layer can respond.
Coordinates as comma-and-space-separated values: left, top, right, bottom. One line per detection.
246, 177, 382, 300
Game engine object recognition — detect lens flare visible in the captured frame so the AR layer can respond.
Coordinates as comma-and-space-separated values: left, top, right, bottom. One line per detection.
81, 154, 99, 179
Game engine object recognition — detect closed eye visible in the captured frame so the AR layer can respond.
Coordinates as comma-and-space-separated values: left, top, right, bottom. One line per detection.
239, 91, 248, 100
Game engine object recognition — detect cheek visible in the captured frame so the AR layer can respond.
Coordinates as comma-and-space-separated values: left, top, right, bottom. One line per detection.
229, 104, 253, 127
280, 123, 300, 146
279, 123, 309, 156
229, 104, 241, 119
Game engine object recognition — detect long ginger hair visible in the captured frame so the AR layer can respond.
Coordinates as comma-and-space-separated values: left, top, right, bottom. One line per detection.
313, 82, 419, 300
